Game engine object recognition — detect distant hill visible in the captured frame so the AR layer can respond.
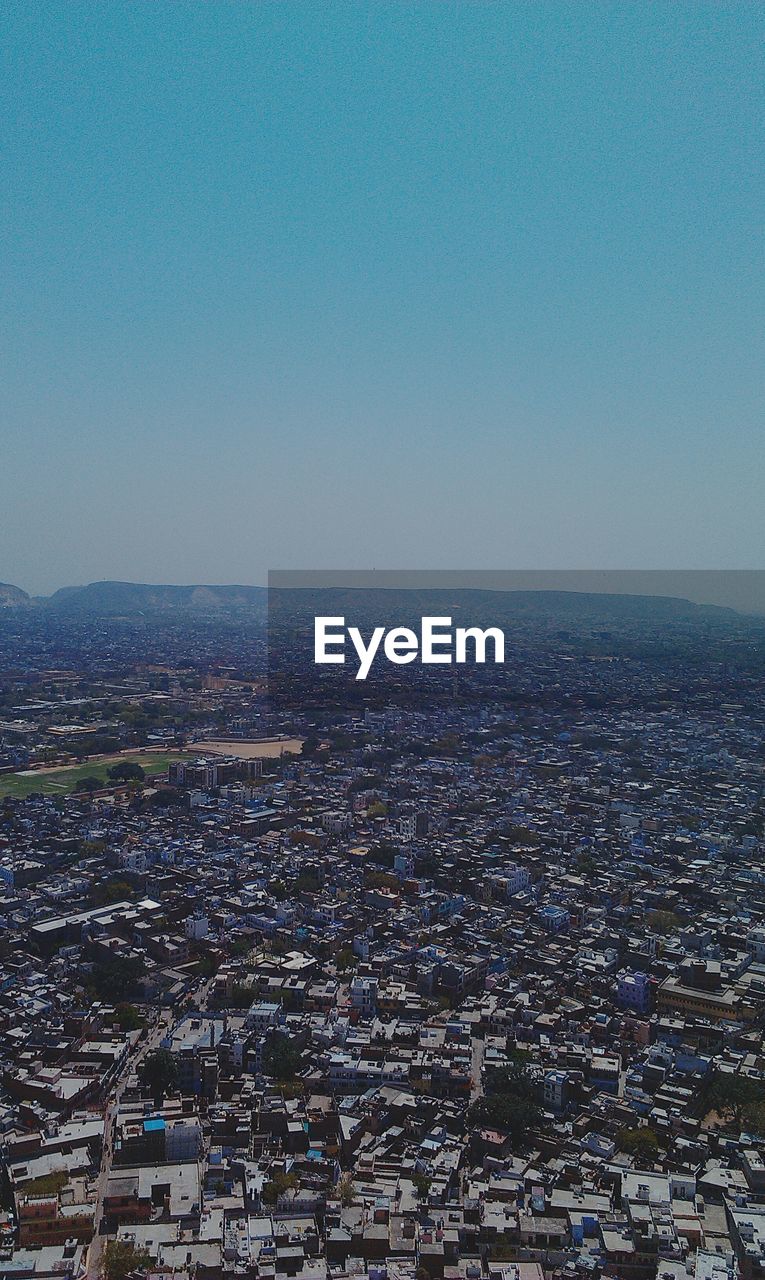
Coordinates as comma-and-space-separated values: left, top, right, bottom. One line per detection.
0, 582, 32, 608
0, 579, 755, 627
44, 580, 267, 613
269, 585, 744, 627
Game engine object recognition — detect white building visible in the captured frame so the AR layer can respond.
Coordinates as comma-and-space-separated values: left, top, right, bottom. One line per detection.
350, 976, 378, 1013
185, 912, 209, 941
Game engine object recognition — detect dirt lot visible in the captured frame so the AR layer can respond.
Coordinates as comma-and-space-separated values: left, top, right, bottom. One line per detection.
189, 737, 304, 758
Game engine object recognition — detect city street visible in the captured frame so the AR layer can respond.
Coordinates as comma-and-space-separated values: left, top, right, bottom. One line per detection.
85, 1011, 174, 1280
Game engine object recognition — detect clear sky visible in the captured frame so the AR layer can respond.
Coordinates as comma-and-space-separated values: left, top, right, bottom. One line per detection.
2, 2, 763, 595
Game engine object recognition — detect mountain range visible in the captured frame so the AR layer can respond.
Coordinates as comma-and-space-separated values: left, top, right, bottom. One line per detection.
0, 578, 757, 625
0, 580, 266, 612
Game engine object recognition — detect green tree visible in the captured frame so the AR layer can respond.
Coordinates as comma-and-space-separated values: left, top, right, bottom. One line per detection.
150, 787, 185, 807
368, 841, 397, 869
468, 1094, 543, 1142
90, 879, 134, 907
365, 869, 398, 891
108, 762, 146, 784
90, 953, 145, 1003
196, 954, 218, 978
742, 1101, 765, 1136
22, 1171, 69, 1197
295, 872, 321, 894
338, 1173, 356, 1206
74, 775, 103, 793
102, 1240, 152, 1280
467, 1061, 544, 1144
85, 736, 120, 756
79, 838, 106, 856
615, 1126, 660, 1161
696, 1068, 765, 1125
646, 909, 681, 935
139, 1049, 179, 1107
501, 824, 540, 847
485, 1061, 541, 1103
262, 1035, 301, 1082
115, 1004, 143, 1032
262, 1170, 298, 1204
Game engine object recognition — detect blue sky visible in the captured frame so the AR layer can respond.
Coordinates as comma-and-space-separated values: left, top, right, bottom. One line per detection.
2, 2, 763, 594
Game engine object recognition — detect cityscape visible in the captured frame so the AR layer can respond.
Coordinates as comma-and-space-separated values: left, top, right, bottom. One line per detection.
0, 583, 764, 1280
3, 7, 762, 1280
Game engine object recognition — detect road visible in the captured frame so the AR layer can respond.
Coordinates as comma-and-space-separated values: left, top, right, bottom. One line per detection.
84, 1010, 173, 1279
196, 975, 217, 1012
84, 972, 220, 1278
470, 1037, 485, 1103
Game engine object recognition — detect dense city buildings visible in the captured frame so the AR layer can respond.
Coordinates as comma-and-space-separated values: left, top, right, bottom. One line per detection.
0, 588, 765, 1280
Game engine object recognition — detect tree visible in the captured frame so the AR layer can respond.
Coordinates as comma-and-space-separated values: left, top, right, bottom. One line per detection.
73, 775, 103, 793
262, 1170, 298, 1204
115, 1004, 143, 1031
348, 773, 383, 793
576, 853, 596, 876
277, 1080, 305, 1100
108, 762, 146, 784
368, 840, 397, 869
79, 838, 106, 856
196, 953, 218, 978
695, 1068, 765, 1126
646, 909, 681, 935
90, 879, 134, 907
335, 947, 355, 972
467, 1061, 544, 1145
139, 1049, 178, 1107
227, 983, 256, 1008
82, 735, 120, 756
500, 824, 540, 847
485, 1061, 541, 1103
338, 1173, 356, 1206
616, 1126, 660, 1162
412, 1172, 432, 1199
90, 953, 145, 1002
742, 1102, 765, 1136
365, 869, 398, 891
102, 1240, 152, 1280
150, 787, 185, 807
468, 1094, 543, 1143
262, 1035, 301, 1082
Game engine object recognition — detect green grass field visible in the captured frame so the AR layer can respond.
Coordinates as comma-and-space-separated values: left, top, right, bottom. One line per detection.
0, 751, 191, 799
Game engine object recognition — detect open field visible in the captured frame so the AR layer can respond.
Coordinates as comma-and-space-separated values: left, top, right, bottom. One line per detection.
190, 737, 304, 758
0, 751, 191, 799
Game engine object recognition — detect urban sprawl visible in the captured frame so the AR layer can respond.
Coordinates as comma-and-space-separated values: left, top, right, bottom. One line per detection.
1, 589, 765, 1280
